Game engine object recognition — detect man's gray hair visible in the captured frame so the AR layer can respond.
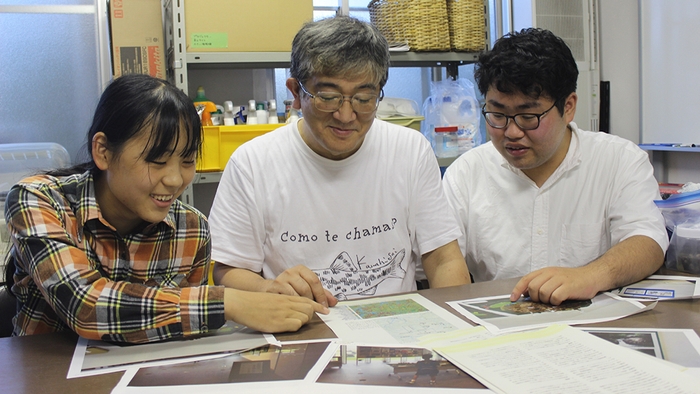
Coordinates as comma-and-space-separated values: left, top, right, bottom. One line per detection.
290, 16, 390, 88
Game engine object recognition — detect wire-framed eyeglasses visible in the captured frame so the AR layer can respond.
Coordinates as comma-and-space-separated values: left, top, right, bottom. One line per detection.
298, 82, 383, 113
481, 101, 558, 131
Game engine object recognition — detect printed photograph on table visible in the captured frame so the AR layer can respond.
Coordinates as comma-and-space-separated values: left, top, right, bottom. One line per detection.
585, 330, 662, 357
68, 321, 269, 378
316, 344, 482, 390
447, 293, 654, 334
459, 296, 592, 318
318, 293, 472, 346
581, 327, 700, 368
125, 342, 332, 387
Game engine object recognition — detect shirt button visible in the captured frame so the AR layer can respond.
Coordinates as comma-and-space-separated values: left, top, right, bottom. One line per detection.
537, 229, 544, 235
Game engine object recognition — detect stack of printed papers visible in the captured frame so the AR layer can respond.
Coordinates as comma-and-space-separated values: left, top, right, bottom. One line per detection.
433, 324, 700, 394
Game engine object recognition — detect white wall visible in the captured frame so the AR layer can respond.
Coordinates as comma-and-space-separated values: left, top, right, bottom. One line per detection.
599, 0, 700, 183
599, 0, 639, 143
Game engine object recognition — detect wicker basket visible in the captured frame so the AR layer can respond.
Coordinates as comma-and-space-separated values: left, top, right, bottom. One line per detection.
368, 0, 451, 52
446, 0, 486, 51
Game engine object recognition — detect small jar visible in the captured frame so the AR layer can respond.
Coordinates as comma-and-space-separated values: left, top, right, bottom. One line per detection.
434, 126, 460, 158
674, 225, 700, 274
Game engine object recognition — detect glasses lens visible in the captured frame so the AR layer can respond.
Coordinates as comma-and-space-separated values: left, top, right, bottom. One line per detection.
514, 115, 540, 130
314, 92, 342, 111
485, 113, 508, 128
351, 94, 379, 113
312, 92, 379, 113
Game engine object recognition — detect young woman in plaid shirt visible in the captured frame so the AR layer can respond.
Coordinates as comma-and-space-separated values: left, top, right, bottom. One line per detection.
3, 74, 327, 343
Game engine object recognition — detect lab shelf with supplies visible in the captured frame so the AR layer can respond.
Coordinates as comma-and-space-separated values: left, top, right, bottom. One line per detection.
163, 0, 488, 212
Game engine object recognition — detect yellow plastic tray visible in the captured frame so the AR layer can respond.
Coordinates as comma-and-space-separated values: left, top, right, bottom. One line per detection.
197, 124, 282, 172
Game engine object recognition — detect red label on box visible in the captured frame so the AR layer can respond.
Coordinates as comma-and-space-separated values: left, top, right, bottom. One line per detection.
147, 45, 163, 79
113, 9, 123, 18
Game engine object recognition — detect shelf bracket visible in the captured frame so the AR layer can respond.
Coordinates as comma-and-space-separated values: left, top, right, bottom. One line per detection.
445, 62, 459, 80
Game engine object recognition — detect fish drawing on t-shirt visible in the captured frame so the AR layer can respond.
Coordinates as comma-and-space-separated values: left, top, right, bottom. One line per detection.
312, 249, 406, 300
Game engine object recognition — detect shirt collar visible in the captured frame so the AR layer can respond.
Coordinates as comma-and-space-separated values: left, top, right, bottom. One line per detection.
75, 171, 177, 237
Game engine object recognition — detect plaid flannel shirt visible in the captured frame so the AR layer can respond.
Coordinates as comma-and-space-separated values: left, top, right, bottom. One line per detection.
4, 171, 225, 343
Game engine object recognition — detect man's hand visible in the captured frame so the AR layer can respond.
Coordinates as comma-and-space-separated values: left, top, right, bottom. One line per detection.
510, 236, 665, 305
224, 288, 329, 333
510, 266, 599, 305
263, 265, 338, 308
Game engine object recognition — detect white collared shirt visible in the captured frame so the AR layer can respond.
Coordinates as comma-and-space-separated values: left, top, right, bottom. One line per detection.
443, 122, 669, 282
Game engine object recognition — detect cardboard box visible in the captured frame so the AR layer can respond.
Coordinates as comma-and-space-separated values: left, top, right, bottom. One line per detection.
109, 0, 165, 79
184, 0, 313, 52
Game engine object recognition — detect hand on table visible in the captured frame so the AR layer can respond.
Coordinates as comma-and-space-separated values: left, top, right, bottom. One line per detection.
225, 288, 329, 333
510, 266, 599, 305
263, 265, 338, 308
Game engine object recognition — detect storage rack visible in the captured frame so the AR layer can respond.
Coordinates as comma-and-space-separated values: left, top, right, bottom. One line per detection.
162, 0, 490, 210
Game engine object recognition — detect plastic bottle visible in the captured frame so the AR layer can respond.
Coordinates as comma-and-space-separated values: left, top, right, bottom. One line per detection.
201, 109, 213, 126
193, 86, 217, 126
267, 100, 279, 124
433, 126, 460, 158
246, 99, 258, 125
223, 101, 235, 126
286, 107, 300, 124
256, 102, 268, 124
193, 86, 209, 105
283, 99, 293, 122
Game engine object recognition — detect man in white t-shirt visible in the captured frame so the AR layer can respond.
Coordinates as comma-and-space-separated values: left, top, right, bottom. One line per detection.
209, 16, 470, 307
443, 28, 668, 305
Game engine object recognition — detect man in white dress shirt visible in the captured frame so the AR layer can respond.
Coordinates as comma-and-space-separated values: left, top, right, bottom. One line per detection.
443, 28, 668, 305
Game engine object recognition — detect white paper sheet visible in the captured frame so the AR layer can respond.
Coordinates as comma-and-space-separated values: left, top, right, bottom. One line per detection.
313, 343, 492, 392
446, 293, 655, 334
434, 324, 700, 394
317, 293, 473, 345
68, 321, 268, 378
110, 341, 336, 394
608, 275, 700, 300
581, 326, 700, 369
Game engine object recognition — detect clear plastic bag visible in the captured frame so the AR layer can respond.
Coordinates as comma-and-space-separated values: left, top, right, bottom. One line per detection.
421, 78, 481, 157
654, 189, 700, 273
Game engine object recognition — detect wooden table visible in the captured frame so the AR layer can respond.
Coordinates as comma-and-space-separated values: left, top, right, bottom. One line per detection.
1, 278, 698, 394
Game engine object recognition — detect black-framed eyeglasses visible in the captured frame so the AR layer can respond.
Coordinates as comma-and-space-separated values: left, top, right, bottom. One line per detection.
481, 101, 558, 131
298, 82, 383, 114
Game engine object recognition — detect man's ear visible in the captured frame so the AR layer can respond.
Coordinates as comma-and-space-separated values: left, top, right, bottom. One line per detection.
286, 78, 302, 110
92, 132, 112, 171
564, 92, 578, 123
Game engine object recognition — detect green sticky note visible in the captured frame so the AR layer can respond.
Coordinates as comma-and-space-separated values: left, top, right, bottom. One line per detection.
190, 33, 228, 49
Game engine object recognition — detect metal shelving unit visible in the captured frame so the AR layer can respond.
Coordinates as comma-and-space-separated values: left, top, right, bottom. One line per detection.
163, 0, 488, 208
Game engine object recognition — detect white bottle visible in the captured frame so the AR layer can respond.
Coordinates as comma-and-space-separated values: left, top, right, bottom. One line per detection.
246, 99, 258, 125
286, 107, 300, 124
223, 101, 235, 126
267, 100, 279, 124
255, 102, 268, 124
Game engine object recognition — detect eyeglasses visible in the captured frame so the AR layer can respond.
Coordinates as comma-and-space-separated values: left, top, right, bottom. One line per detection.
481, 101, 558, 131
298, 82, 383, 113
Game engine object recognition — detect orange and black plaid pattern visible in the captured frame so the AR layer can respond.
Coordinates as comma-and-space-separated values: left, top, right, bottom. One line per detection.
3, 171, 225, 343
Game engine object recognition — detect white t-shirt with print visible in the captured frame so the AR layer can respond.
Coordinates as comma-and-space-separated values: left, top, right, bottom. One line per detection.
209, 119, 461, 299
